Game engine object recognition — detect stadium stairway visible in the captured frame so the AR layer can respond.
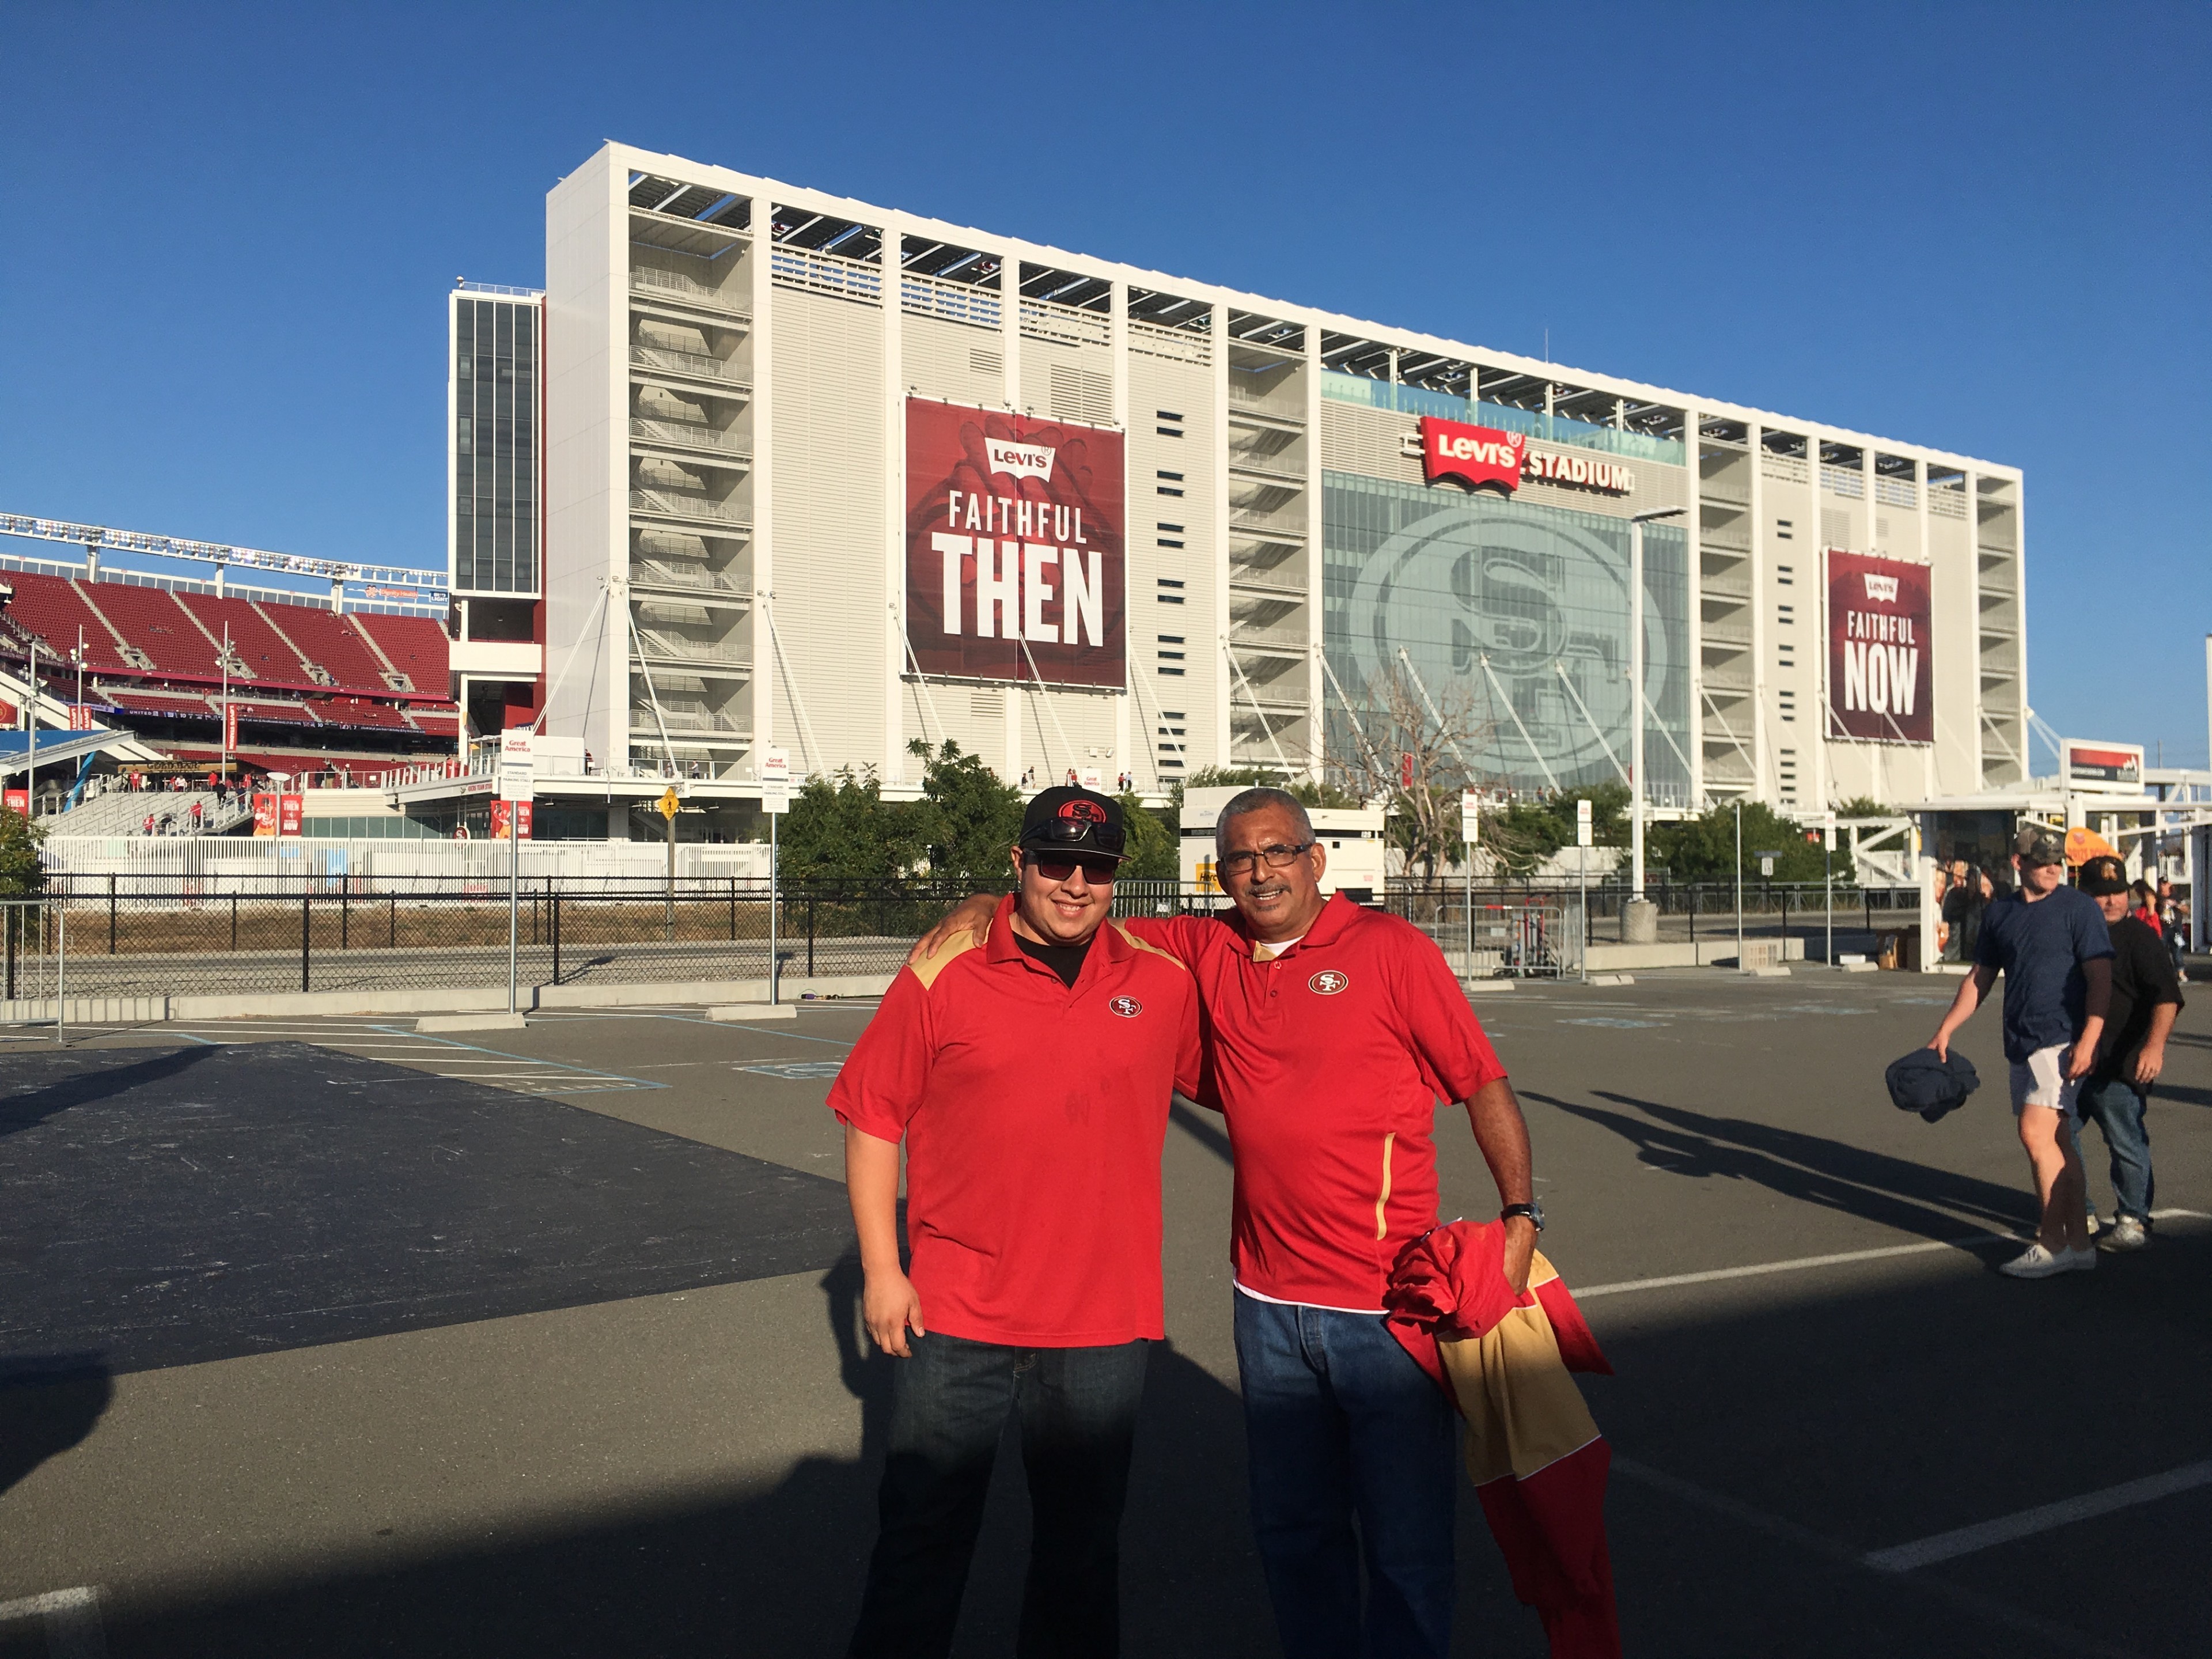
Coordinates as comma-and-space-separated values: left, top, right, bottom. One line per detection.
52, 789, 255, 838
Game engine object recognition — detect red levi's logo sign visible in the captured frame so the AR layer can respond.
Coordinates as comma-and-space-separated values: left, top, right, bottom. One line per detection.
1420, 417, 1525, 494
906, 399, 1126, 688
1825, 551, 1933, 745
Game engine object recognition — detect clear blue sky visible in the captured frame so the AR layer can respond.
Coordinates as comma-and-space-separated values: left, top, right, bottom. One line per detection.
3, 2, 2205, 766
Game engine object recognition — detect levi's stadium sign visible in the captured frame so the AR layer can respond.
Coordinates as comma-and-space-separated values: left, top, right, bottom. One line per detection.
905, 399, 1126, 688
1414, 416, 1635, 496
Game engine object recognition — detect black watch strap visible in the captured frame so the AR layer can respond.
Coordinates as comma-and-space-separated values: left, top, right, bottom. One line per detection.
1500, 1202, 1544, 1231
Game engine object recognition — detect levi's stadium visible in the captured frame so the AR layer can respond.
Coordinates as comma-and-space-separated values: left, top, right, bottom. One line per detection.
21, 138, 2193, 927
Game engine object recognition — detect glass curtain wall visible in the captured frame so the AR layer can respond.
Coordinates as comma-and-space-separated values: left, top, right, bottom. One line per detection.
453, 297, 539, 595
1322, 472, 1691, 803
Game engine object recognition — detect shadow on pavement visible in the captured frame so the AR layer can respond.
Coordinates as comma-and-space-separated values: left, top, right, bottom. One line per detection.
0, 1044, 216, 1141
0, 1355, 112, 1497
1528, 1088, 2038, 1244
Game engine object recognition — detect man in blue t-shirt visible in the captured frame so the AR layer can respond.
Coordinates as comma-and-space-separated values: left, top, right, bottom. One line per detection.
1929, 826, 2113, 1278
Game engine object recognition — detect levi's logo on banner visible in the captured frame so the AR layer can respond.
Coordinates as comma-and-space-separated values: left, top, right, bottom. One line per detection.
1826, 551, 1933, 745
905, 400, 1126, 688
1419, 417, 1525, 494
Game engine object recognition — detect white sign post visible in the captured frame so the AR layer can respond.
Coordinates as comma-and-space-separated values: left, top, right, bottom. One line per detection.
1460, 791, 1479, 980
498, 731, 533, 1014
1823, 810, 1836, 969
1576, 797, 1593, 982
760, 747, 790, 1005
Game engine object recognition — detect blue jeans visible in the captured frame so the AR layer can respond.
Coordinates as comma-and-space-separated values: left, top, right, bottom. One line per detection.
2076, 1077, 2156, 1222
847, 1330, 1150, 1659
1232, 1293, 1458, 1659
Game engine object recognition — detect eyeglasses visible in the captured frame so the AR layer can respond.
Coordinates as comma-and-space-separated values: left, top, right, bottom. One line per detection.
1216, 842, 1315, 878
1027, 853, 1120, 884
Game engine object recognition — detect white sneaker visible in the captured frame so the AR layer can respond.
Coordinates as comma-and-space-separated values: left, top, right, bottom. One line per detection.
2099, 1216, 2149, 1252
1998, 1243, 2074, 1278
2085, 1213, 2101, 1237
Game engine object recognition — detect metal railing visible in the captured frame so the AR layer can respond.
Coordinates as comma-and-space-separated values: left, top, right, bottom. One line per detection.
628, 346, 751, 389
630, 267, 750, 314
630, 490, 751, 528
630, 418, 752, 460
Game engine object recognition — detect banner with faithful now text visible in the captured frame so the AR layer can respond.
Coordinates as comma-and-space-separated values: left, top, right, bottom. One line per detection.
904, 399, 1125, 687
1826, 551, 1932, 744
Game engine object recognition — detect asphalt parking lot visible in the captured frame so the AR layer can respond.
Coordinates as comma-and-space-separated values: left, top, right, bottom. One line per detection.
2, 968, 2206, 1658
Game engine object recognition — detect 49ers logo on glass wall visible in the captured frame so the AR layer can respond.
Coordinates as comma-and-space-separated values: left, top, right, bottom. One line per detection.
1825, 551, 1933, 745
906, 400, 1126, 687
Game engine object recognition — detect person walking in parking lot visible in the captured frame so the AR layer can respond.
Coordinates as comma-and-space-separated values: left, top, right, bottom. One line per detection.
832, 787, 1199, 1659
2074, 855, 2179, 1252
1927, 827, 2113, 1278
915, 787, 1538, 1658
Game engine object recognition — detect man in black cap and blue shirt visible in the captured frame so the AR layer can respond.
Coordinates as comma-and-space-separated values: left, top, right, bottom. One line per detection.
2073, 853, 2179, 1252
831, 786, 1200, 1658
1927, 825, 2112, 1277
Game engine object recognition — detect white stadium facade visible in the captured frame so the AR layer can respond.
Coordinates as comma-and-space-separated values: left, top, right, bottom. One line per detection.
522, 139, 2027, 819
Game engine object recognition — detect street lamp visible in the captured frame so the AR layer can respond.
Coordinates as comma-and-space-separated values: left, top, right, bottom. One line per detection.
1628, 507, 1685, 919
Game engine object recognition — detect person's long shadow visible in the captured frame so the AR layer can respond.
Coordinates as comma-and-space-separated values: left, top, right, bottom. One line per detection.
0, 1354, 112, 1497
1527, 1089, 2038, 1242
0, 1044, 218, 1139
89, 1252, 1272, 1658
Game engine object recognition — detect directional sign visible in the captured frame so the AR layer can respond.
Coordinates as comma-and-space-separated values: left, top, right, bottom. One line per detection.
759, 745, 791, 816
1577, 797, 1593, 849
498, 728, 534, 804
1460, 789, 1480, 844
1822, 810, 1836, 853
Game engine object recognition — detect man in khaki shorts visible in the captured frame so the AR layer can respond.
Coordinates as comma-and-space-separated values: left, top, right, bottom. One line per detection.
1929, 827, 2112, 1277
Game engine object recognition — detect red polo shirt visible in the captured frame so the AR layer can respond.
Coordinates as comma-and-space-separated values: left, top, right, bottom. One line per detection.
1128, 893, 1507, 1311
829, 897, 1201, 1347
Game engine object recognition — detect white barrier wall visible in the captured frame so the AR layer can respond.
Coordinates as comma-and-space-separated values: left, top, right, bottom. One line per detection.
39, 836, 771, 890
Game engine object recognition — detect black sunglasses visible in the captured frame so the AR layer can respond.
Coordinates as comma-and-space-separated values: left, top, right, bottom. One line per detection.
1025, 817, 1126, 855
1025, 853, 1121, 884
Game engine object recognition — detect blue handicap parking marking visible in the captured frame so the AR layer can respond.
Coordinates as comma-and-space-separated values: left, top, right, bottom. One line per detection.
737, 1060, 847, 1080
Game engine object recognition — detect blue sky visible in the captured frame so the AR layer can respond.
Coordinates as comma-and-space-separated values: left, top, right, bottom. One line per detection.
2, 2, 2206, 765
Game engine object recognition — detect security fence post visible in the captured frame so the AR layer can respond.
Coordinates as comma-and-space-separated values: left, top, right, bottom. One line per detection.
109, 873, 117, 955
551, 888, 561, 986
5, 904, 14, 1002
807, 892, 816, 980
301, 891, 311, 993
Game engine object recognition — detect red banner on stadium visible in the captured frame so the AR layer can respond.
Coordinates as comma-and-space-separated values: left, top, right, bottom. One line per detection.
224, 702, 240, 752
3, 789, 27, 817
904, 399, 1125, 687
279, 794, 304, 836
252, 793, 278, 836
490, 800, 533, 840
1827, 552, 1932, 745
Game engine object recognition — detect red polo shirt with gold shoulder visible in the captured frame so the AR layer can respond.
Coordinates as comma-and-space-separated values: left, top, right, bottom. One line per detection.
1127, 892, 1507, 1312
828, 896, 1201, 1348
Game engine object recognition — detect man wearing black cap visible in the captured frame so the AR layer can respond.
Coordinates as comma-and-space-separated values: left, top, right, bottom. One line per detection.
2075, 854, 2180, 1252
830, 786, 1200, 1659
1927, 825, 2113, 1278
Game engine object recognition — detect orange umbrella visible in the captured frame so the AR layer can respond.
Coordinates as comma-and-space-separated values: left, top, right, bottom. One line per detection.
2064, 826, 2117, 866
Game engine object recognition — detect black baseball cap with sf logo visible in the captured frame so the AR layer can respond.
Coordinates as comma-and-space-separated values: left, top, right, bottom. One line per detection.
1018, 786, 1126, 858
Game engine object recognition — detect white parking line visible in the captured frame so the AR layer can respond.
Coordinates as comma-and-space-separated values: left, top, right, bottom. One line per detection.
1575, 1209, 2210, 1300
0, 1584, 106, 1657
1865, 1460, 2212, 1573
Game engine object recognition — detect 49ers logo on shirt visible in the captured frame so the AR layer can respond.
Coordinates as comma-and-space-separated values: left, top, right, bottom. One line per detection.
1107, 996, 1143, 1018
1308, 970, 1350, 996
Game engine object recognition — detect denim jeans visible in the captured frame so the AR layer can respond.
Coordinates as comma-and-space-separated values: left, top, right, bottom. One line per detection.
2076, 1077, 2156, 1222
847, 1330, 1150, 1659
1232, 1292, 1458, 1659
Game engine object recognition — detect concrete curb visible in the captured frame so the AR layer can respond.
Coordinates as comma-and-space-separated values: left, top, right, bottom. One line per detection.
416, 1013, 529, 1033
0, 995, 171, 1026
156, 973, 899, 1022
709, 1004, 798, 1022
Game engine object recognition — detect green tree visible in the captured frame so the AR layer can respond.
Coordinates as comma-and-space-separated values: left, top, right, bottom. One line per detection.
1647, 801, 1854, 884
0, 808, 45, 895
1482, 781, 1633, 870
1115, 793, 1180, 880
907, 740, 1024, 887
777, 766, 914, 882
1172, 765, 1363, 813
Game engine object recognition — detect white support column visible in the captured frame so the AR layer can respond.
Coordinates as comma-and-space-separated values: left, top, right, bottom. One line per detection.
1304, 321, 1324, 783
1211, 304, 1232, 768
2011, 477, 2029, 784
1001, 254, 1023, 412
882, 214, 908, 782
604, 161, 631, 774
751, 198, 777, 772
1111, 279, 1131, 789
1749, 430, 1767, 804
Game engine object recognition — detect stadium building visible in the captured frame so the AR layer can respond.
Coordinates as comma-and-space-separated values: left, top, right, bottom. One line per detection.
536, 140, 2028, 819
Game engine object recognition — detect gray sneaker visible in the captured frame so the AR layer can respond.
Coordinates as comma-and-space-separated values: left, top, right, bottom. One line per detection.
2099, 1215, 2150, 1252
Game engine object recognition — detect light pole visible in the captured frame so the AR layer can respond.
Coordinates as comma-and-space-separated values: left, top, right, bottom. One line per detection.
1627, 507, 1683, 942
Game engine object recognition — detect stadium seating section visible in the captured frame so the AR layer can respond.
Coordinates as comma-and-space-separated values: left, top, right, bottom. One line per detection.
0, 570, 459, 773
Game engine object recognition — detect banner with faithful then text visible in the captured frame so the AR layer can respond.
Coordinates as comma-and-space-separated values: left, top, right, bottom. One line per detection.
1825, 551, 1932, 745
905, 399, 1125, 688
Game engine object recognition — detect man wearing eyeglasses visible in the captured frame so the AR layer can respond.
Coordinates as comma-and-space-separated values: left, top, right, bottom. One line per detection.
832, 786, 1200, 1659
914, 787, 1533, 1658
